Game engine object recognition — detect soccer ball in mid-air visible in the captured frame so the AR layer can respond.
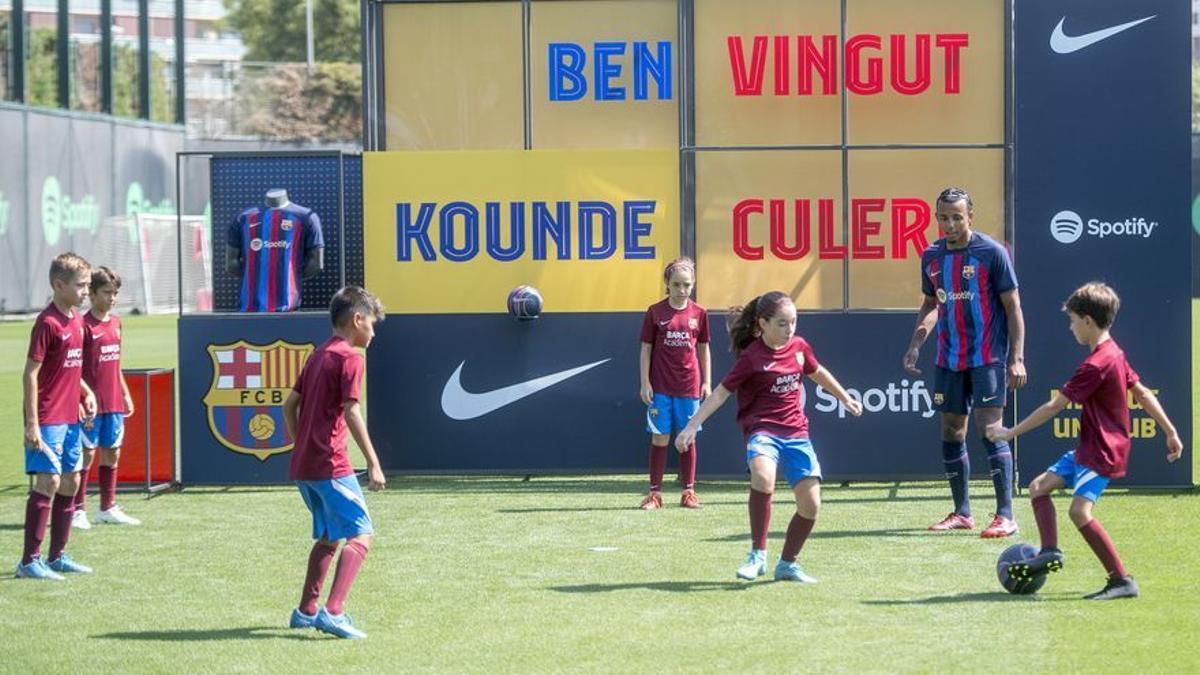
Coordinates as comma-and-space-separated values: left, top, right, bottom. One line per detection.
996, 542, 1048, 595
507, 285, 543, 321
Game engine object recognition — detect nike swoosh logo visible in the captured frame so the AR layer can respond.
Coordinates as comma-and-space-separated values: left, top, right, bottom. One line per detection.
982, 395, 999, 403
1049, 15, 1155, 54
441, 358, 611, 420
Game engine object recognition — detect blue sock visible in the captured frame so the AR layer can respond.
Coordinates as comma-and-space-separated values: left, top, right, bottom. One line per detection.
942, 441, 970, 517
982, 437, 1014, 519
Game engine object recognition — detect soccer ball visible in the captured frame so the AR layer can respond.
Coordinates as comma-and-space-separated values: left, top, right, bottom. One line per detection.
996, 542, 1047, 595
507, 285, 543, 321
248, 413, 276, 441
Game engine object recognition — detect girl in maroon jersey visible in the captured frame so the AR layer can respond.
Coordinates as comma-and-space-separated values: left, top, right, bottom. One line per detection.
637, 257, 711, 509
677, 291, 861, 581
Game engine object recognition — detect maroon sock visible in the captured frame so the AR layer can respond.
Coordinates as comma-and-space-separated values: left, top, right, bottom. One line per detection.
678, 442, 697, 491
325, 541, 369, 615
1031, 495, 1058, 550
648, 445, 668, 492
1079, 518, 1127, 579
299, 541, 338, 615
74, 471, 88, 511
48, 494, 75, 561
780, 513, 816, 562
749, 489, 773, 550
22, 492, 52, 565
99, 465, 118, 511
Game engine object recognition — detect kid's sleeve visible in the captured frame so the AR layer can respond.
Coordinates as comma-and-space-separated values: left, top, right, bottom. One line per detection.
801, 340, 821, 375
1124, 363, 1141, 389
27, 319, 51, 362
1061, 363, 1102, 404
697, 309, 711, 344
721, 355, 750, 391
341, 354, 365, 404
639, 309, 655, 343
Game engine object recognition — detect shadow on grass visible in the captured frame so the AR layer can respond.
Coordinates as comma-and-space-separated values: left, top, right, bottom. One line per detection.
702, 527, 932, 543
93, 626, 318, 641
498, 500, 747, 514
551, 580, 759, 593
0, 523, 24, 531
862, 591, 1079, 605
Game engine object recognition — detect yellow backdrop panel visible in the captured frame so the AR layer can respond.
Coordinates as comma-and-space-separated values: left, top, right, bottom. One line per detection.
383, 2, 524, 150
364, 150, 680, 313
531, 0, 678, 149
847, 148, 1005, 309
695, 150, 845, 310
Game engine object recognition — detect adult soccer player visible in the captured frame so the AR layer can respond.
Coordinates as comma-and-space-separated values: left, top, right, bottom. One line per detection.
902, 187, 1026, 538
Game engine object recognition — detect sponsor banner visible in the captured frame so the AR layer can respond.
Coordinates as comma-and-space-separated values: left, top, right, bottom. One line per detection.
694, 148, 1004, 311
531, 0, 677, 148
382, 2, 524, 150
363, 150, 680, 313
0, 108, 27, 312
179, 313, 331, 484
368, 311, 952, 479
1015, 0, 1191, 486
694, 0, 1002, 146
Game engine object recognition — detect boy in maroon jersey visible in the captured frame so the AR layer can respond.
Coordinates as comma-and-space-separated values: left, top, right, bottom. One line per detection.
677, 292, 862, 582
988, 283, 1183, 600
76, 266, 140, 528
638, 257, 711, 509
17, 252, 97, 580
283, 286, 386, 638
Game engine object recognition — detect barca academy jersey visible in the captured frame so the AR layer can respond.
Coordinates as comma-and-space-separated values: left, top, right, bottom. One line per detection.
920, 232, 1017, 372
228, 203, 324, 312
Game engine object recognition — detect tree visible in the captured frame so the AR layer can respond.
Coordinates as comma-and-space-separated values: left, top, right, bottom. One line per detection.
222, 0, 360, 64
235, 62, 361, 140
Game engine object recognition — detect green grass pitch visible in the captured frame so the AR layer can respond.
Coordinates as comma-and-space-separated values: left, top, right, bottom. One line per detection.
0, 313, 1197, 672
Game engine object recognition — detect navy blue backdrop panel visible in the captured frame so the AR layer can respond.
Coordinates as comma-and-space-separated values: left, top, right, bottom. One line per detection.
367, 312, 948, 480
179, 313, 332, 485
1015, 0, 1192, 487
210, 154, 363, 311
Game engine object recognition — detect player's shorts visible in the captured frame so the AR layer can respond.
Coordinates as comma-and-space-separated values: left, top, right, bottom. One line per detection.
82, 413, 126, 449
296, 475, 374, 542
746, 433, 821, 488
1047, 450, 1110, 503
646, 393, 701, 435
25, 424, 84, 475
933, 363, 1006, 414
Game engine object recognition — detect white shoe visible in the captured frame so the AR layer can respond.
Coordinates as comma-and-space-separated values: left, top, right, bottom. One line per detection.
736, 549, 768, 580
72, 510, 92, 530
95, 505, 141, 525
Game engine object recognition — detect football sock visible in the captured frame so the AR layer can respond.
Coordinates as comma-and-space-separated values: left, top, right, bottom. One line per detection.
942, 441, 971, 516
74, 470, 88, 512
99, 465, 118, 511
48, 493, 75, 561
1032, 495, 1058, 550
749, 488, 773, 551
1079, 518, 1126, 579
325, 540, 369, 615
780, 513, 816, 562
982, 438, 1014, 519
22, 491, 52, 565
299, 540, 338, 616
648, 444, 668, 492
678, 442, 697, 491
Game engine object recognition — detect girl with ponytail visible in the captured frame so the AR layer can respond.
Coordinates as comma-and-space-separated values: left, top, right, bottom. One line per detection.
677, 291, 862, 582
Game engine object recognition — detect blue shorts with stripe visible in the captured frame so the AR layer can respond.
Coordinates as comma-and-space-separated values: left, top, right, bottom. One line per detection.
933, 363, 1006, 415
646, 393, 701, 435
746, 434, 821, 488
83, 413, 126, 449
297, 475, 374, 542
25, 424, 84, 475
1047, 450, 1110, 503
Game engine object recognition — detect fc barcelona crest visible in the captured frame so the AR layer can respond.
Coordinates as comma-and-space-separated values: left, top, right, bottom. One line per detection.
688, 318, 698, 330
961, 265, 976, 280
203, 339, 315, 461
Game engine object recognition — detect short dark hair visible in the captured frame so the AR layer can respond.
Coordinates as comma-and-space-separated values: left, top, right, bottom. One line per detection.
1063, 282, 1120, 330
90, 265, 122, 293
330, 286, 385, 327
936, 186, 974, 212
